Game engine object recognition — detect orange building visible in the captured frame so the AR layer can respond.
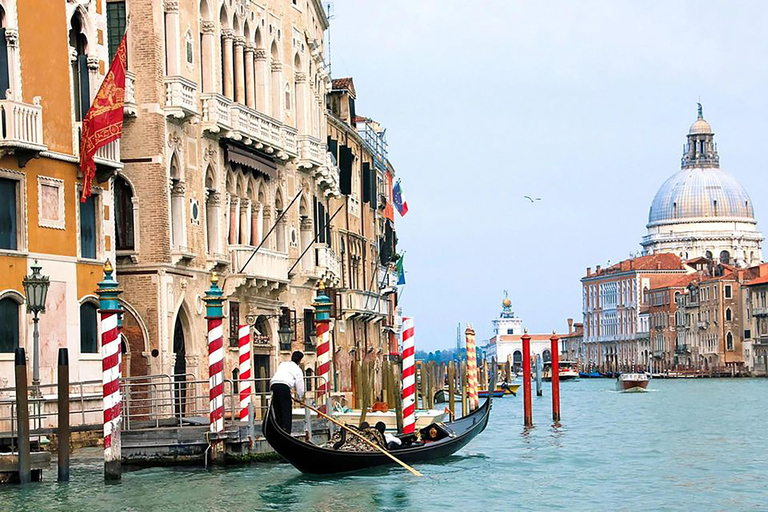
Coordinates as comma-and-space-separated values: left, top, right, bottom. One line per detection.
0, 0, 121, 387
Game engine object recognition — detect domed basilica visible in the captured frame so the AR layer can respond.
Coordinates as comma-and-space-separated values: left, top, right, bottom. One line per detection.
641, 106, 762, 267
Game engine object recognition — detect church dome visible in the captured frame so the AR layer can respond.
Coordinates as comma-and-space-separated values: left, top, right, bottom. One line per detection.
648, 167, 755, 226
689, 117, 712, 135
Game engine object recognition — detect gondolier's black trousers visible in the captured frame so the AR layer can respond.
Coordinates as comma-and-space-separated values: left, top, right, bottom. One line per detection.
270, 383, 292, 433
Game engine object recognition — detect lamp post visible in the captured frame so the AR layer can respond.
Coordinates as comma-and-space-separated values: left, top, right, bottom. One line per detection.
22, 260, 50, 394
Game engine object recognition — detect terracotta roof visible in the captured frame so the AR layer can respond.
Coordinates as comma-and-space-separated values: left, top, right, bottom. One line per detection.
745, 274, 768, 286
588, 253, 683, 277
331, 77, 356, 98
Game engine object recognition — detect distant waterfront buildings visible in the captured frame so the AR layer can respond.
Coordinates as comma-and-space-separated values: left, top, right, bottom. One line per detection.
582, 107, 768, 375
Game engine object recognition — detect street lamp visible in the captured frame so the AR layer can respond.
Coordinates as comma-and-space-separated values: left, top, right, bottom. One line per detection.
22, 260, 50, 393
278, 324, 293, 351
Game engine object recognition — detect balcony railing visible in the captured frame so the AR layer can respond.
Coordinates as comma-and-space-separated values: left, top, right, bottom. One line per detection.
697, 321, 709, 329
0, 98, 46, 153
164, 76, 198, 119
675, 344, 690, 354
229, 246, 288, 283
345, 290, 388, 318
753, 306, 768, 317
124, 71, 138, 117
200, 93, 233, 133
94, 139, 121, 169
298, 135, 324, 169
314, 243, 341, 284
202, 93, 299, 160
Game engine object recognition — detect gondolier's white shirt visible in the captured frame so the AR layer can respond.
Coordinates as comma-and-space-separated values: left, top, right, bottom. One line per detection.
270, 361, 305, 399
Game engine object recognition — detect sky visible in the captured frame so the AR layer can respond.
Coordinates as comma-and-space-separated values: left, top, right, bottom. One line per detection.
327, 1, 768, 351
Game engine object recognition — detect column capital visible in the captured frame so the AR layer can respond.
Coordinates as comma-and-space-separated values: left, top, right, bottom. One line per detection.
164, 0, 180, 13
170, 180, 186, 195
206, 190, 222, 205
244, 44, 256, 55
200, 20, 216, 34
234, 36, 246, 48
271, 61, 282, 72
4, 28, 18, 48
222, 29, 235, 40
294, 72, 307, 84
254, 48, 267, 60
87, 55, 100, 70
240, 198, 251, 210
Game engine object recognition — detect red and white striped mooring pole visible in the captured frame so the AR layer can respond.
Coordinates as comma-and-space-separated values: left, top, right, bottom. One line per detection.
401, 317, 416, 434
465, 325, 479, 411
238, 325, 252, 421
97, 260, 122, 481
204, 273, 225, 459
313, 283, 333, 412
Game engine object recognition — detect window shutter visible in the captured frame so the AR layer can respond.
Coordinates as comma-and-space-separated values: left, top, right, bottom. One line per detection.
362, 162, 371, 203
339, 145, 352, 195
325, 209, 331, 246
0, 178, 17, 250
317, 201, 326, 244
371, 170, 378, 210
80, 303, 99, 354
80, 195, 97, 259
327, 137, 338, 160
0, 298, 19, 353
78, 54, 91, 119
0, 30, 9, 100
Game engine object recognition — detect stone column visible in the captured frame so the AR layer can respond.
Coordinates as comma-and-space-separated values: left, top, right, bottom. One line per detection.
222, 30, 234, 100
294, 72, 307, 134
200, 21, 216, 93
251, 203, 260, 246
244, 45, 255, 109
254, 48, 267, 112
270, 61, 282, 119
228, 194, 240, 245
5, 29, 18, 100
239, 198, 251, 245
164, 1, 181, 75
87, 55, 100, 101
205, 191, 221, 254
234, 37, 245, 104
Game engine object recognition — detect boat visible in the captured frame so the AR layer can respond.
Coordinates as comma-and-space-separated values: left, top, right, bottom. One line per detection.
615, 372, 650, 393
264, 380, 495, 475
579, 371, 603, 378
292, 408, 447, 431
542, 361, 580, 381
433, 388, 461, 403
477, 389, 505, 398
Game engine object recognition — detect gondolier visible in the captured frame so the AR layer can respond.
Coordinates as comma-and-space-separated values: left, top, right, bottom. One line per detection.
270, 351, 305, 433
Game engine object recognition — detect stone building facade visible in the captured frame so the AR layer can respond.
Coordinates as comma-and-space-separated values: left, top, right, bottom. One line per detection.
0, 0, 121, 388
107, 0, 399, 405
113, 0, 341, 390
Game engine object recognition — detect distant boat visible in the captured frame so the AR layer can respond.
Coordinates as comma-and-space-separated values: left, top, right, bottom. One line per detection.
542, 361, 580, 381
616, 373, 650, 393
433, 388, 461, 403
579, 371, 603, 378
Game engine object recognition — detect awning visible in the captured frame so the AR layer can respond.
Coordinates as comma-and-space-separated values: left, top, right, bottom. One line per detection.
224, 143, 277, 180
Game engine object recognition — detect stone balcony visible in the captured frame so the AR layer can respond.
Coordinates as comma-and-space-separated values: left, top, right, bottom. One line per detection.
124, 71, 138, 117
94, 139, 122, 169
314, 151, 341, 197
753, 306, 768, 317
297, 135, 324, 170
314, 243, 341, 286
345, 289, 388, 320
201, 93, 298, 160
0, 97, 46, 161
230, 245, 289, 286
164, 75, 198, 120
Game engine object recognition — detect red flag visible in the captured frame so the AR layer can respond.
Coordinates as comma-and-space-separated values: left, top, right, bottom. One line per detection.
79, 34, 127, 202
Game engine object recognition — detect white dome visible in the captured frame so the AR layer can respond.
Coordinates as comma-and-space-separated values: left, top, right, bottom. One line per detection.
648, 167, 755, 227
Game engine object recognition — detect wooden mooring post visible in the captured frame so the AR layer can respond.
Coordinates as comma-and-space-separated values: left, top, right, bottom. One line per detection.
535, 354, 543, 397
57, 348, 70, 482
14, 348, 31, 484
522, 331, 533, 427
447, 361, 456, 420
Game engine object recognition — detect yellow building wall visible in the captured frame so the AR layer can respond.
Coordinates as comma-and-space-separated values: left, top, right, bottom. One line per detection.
17, 0, 74, 155
0, 254, 28, 295
77, 261, 103, 301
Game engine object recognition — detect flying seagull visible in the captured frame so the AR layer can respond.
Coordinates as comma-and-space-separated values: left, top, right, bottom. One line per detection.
524, 196, 541, 202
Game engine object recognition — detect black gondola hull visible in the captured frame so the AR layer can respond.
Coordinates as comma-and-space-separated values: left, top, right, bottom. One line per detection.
263, 396, 492, 475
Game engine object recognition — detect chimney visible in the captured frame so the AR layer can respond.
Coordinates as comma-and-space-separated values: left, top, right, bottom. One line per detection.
567, 318, 573, 334
586, 267, 591, 276
596, 265, 601, 273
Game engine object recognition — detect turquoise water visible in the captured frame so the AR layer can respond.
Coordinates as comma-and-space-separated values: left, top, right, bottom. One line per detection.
1, 379, 767, 511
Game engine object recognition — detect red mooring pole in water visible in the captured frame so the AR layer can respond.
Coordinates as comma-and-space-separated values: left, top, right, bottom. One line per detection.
550, 332, 561, 422
522, 330, 532, 427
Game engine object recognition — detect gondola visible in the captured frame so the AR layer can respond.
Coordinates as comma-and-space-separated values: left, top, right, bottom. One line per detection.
263, 384, 494, 475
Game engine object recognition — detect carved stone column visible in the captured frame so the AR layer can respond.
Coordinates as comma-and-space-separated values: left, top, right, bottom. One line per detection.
239, 198, 251, 245
221, 30, 235, 100
234, 37, 245, 104
164, 1, 181, 76
270, 61, 282, 120
244, 45, 255, 109
294, 71, 307, 134
254, 48, 267, 112
200, 21, 216, 94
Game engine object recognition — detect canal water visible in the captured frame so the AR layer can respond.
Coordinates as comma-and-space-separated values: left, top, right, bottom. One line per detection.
1, 378, 767, 511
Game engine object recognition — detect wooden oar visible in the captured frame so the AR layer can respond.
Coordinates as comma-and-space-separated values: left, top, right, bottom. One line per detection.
292, 397, 423, 477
